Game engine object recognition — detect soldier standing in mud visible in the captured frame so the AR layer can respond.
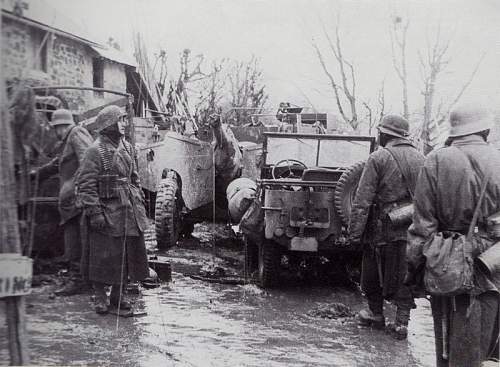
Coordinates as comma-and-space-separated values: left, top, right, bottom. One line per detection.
77, 105, 149, 314
407, 105, 500, 366
33, 109, 93, 296
349, 115, 424, 340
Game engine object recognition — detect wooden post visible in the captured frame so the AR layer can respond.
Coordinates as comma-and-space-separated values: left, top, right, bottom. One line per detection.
0, 13, 30, 365
127, 95, 135, 147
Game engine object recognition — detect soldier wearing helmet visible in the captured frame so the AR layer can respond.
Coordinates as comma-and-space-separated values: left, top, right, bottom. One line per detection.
408, 105, 500, 365
33, 108, 94, 296
77, 105, 149, 314
348, 114, 425, 339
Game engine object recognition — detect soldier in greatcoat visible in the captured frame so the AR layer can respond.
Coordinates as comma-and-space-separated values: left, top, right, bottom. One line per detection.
407, 105, 500, 366
34, 109, 94, 295
349, 115, 425, 339
77, 105, 149, 314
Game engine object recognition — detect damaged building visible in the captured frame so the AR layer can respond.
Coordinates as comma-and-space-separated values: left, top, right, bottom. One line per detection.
1, 0, 160, 122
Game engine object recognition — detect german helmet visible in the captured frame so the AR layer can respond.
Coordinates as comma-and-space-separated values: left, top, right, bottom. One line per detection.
95, 105, 126, 132
377, 115, 410, 138
50, 109, 74, 126
448, 104, 492, 137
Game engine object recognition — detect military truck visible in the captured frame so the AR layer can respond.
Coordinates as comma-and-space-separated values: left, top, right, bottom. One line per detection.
242, 131, 376, 288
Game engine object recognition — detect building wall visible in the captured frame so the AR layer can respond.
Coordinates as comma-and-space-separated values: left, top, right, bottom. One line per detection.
50, 35, 93, 110
2, 15, 128, 112
1, 17, 31, 76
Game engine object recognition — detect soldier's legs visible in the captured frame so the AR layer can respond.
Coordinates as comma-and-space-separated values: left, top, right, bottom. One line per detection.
430, 296, 449, 367
55, 214, 88, 296
63, 215, 83, 269
110, 283, 132, 310
384, 240, 415, 339
359, 245, 385, 328
361, 245, 384, 314
93, 282, 109, 315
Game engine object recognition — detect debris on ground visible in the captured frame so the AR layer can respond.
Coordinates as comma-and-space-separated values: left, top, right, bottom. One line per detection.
307, 303, 354, 319
199, 263, 226, 278
188, 274, 246, 285
193, 222, 240, 248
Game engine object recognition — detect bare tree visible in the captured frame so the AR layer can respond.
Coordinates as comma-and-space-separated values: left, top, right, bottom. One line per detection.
418, 24, 452, 144
434, 52, 485, 125
194, 59, 226, 121
227, 56, 268, 125
389, 15, 410, 120
165, 49, 207, 120
362, 82, 386, 135
152, 49, 168, 97
313, 22, 359, 130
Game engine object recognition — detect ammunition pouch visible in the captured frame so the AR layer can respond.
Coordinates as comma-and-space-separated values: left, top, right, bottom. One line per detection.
97, 174, 119, 199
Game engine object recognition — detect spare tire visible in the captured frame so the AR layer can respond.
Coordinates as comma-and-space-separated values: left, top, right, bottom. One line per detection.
334, 161, 366, 227
155, 176, 181, 250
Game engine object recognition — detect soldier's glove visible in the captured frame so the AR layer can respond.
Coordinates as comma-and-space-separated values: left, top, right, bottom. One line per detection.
90, 213, 107, 231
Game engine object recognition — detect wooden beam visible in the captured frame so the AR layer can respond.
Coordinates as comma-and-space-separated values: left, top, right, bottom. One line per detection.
76, 96, 128, 122
0, 13, 30, 365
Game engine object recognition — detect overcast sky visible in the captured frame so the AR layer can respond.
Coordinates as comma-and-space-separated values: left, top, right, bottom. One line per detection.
48, 0, 500, 121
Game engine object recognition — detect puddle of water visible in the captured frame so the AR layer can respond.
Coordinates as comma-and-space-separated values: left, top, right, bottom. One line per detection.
0, 223, 435, 366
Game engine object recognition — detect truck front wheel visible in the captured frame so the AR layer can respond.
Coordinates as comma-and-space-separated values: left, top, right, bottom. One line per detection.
258, 241, 280, 288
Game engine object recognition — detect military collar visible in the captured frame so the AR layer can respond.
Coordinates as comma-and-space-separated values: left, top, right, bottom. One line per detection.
61, 125, 75, 143
99, 134, 122, 148
386, 137, 413, 148
451, 134, 488, 146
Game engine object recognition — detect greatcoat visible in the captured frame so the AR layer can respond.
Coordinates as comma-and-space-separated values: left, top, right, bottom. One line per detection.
408, 134, 500, 367
77, 134, 149, 284
38, 125, 93, 223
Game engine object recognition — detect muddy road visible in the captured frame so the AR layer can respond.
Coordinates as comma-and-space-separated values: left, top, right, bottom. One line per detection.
1, 223, 435, 366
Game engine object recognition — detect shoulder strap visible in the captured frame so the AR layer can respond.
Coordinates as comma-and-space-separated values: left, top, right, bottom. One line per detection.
385, 146, 414, 199
456, 145, 494, 240
467, 172, 491, 239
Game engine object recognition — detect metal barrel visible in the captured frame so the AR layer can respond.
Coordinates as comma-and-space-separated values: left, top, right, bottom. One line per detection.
387, 203, 414, 226
476, 241, 500, 277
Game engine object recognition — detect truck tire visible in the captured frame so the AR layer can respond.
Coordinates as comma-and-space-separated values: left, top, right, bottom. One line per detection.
244, 236, 259, 280
258, 241, 280, 288
334, 161, 366, 227
155, 177, 181, 250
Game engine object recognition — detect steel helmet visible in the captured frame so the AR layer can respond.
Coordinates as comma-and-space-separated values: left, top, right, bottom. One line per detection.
377, 115, 410, 138
448, 104, 492, 137
50, 109, 74, 126
95, 105, 126, 132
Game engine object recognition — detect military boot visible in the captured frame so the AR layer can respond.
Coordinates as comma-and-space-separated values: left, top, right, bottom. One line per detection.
110, 285, 132, 310
387, 308, 410, 340
358, 309, 385, 329
54, 278, 89, 296
94, 283, 109, 315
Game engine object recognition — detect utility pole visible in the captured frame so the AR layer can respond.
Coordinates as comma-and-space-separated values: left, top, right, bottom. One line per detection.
0, 11, 31, 365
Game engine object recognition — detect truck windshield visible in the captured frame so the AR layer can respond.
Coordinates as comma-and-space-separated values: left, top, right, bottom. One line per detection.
266, 136, 372, 168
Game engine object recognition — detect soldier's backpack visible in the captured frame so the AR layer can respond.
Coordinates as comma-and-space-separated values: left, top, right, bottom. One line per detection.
422, 169, 491, 297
